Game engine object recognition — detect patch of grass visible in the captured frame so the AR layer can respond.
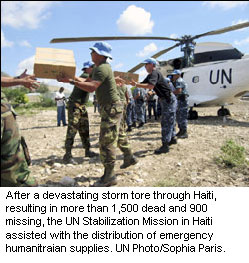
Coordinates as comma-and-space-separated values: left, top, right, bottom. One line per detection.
86, 101, 93, 107
215, 139, 249, 169
15, 104, 56, 116
154, 177, 190, 187
14, 101, 94, 116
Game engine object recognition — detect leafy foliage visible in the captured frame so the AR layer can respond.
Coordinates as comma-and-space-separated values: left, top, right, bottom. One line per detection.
2, 87, 29, 105
36, 83, 49, 93
130, 86, 136, 94
216, 139, 248, 168
39, 95, 56, 107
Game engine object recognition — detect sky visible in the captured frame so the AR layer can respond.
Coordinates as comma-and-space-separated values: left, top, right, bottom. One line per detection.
1, 1, 249, 90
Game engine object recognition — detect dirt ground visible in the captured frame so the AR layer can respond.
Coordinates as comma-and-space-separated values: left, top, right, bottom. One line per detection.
18, 99, 249, 187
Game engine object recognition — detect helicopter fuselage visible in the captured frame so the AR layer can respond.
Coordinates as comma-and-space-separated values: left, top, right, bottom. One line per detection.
180, 54, 249, 107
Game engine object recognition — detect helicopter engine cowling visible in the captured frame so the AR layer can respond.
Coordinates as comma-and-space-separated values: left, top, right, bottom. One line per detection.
173, 58, 182, 69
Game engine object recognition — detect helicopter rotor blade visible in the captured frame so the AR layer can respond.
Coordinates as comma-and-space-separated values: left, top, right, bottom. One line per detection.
49, 22, 249, 73
128, 43, 180, 73
127, 63, 145, 74
50, 36, 180, 43
151, 43, 181, 59
192, 21, 249, 40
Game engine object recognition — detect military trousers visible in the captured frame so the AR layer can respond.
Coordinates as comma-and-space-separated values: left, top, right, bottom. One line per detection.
176, 98, 189, 131
99, 102, 131, 168
157, 99, 162, 117
160, 95, 177, 143
148, 100, 157, 119
135, 100, 146, 124
126, 101, 136, 127
65, 101, 90, 151
1, 103, 31, 186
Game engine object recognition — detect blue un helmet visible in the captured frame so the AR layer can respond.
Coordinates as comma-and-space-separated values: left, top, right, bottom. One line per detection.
143, 57, 158, 66
90, 42, 112, 59
171, 69, 181, 75
165, 77, 171, 83
82, 61, 94, 71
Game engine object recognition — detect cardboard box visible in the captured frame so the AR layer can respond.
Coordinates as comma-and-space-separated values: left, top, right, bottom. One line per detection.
113, 71, 139, 85
34, 47, 76, 79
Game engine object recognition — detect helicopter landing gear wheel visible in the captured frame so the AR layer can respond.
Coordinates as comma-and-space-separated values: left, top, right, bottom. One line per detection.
217, 107, 230, 117
188, 109, 198, 120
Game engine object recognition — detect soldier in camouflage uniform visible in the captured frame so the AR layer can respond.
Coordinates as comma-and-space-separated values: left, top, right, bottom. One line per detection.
130, 58, 177, 154
57, 42, 137, 186
116, 79, 129, 135
171, 70, 189, 139
126, 86, 136, 132
63, 61, 98, 164
1, 71, 39, 186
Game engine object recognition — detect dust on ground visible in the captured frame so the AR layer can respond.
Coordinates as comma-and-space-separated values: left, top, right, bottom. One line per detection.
18, 99, 249, 187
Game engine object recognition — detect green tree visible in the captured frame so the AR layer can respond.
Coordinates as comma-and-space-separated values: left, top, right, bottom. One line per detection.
2, 87, 29, 105
36, 83, 49, 93
130, 86, 136, 95
39, 95, 56, 107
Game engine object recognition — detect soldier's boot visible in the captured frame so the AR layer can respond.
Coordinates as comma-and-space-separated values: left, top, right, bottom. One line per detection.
169, 137, 177, 145
93, 165, 117, 187
126, 126, 132, 132
85, 148, 99, 157
120, 150, 138, 169
154, 142, 169, 154
63, 150, 77, 165
137, 122, 144, 128
132, 122, 137, 128
176, 129, 184, 137
176, 129, 188, 138
177, 129, 188, 139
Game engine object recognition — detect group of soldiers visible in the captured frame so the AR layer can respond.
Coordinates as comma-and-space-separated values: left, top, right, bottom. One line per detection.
124, 72, 189, 137
1, 41, 189, 187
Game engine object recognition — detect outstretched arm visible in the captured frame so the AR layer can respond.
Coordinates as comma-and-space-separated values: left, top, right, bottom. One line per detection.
1, 69, 39, 91
57, 74, 101, 93
130, 79, 154, 90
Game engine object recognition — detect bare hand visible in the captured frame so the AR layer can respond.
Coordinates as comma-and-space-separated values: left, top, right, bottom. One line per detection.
16, 69, 39, 91
74, 76, 88, 83
21, 76, 40, 91
130, 79, 137, 86
56, 72, 70, 83
115, 76, 125, 85
19, 69, 37, 80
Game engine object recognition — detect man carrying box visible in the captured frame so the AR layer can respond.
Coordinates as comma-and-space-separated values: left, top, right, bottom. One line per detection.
57, 42, 138, 186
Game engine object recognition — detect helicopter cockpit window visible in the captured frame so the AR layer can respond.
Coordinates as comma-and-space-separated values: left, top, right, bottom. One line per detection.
194, 48, 243, 64
192, 76, 199, 83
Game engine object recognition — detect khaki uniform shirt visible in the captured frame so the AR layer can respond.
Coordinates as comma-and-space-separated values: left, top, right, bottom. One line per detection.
69, 72, 90, 104
91, 62, 120, 107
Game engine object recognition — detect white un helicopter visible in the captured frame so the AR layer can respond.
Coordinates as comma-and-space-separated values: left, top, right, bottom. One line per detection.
50, 22, 249, 119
